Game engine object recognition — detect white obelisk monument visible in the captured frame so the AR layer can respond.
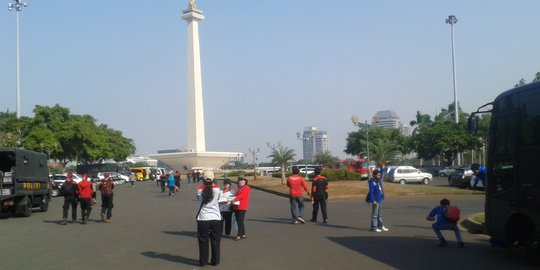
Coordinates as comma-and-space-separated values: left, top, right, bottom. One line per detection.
182, 1, 206, 152
150, 0, 242, 170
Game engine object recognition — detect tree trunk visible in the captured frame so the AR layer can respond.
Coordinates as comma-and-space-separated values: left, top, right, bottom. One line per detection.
280, 165, 286, 185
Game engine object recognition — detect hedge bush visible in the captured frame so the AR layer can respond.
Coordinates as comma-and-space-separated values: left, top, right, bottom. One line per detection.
271, 169, 361, 181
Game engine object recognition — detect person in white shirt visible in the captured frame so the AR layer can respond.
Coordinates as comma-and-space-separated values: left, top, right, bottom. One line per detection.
219, 179, 236, 237
196, 171, 222, 267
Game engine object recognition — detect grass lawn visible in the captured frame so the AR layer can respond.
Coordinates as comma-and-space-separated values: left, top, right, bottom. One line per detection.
232, 176, 481, 200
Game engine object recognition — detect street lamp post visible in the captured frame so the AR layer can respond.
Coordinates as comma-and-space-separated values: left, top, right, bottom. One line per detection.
351, 116, 371, 179
8, 0, 28, 119
446, 14, 461, 166
248, 148, 259, 180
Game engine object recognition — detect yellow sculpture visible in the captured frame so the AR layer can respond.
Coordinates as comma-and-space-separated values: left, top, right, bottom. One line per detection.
188, 0, 196, 9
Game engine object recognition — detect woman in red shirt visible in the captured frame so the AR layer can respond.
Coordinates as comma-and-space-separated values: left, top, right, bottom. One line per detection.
232, 175, 251, 241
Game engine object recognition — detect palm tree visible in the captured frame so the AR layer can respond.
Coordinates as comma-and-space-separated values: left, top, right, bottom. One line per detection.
314, 150, 338, 169
267, 146, 296, 185
369, 138, 399, 166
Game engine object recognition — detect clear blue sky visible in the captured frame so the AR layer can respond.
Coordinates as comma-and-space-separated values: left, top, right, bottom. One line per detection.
1, 1, 539, 162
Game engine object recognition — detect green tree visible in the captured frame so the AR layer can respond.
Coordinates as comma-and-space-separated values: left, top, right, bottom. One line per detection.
314, 150, 338, 169
515, 78, 526, 88
345, 126, 407, 163
0, 104, 136, 166
411, 121, 477, 165
267, 146, 296, 185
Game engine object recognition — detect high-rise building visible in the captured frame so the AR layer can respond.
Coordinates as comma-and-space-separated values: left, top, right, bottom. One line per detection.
301, 127, 329, 163
372, 110, 410, 136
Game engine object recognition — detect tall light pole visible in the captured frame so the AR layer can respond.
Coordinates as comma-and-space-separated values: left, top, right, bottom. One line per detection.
8, 0, 28, 119
446, 14, 460, 165
351, 116, 371, 179
248, 148, 259, 180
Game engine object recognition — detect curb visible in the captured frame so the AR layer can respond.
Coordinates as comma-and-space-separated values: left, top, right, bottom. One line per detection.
460, 213, 487, 234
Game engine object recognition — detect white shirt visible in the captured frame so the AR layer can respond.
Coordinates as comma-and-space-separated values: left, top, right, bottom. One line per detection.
196, 184, 222, 221
219, 188, 236, 212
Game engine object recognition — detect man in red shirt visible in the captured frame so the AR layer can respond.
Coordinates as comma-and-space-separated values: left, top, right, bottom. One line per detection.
287, 167, 311, 224
78, 174, 95, 224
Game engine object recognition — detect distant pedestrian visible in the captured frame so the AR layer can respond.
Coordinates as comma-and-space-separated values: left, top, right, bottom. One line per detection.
160, 173, 167, 193
426, 198, 465, 248
310, 167, 328, 223
168, 172, 176, 197
232, 175, 251, 240
99, 173, 115, 223
129, 172, 136, 187
196, 170, 222, 267
174, 170, 181, 189
60, 172, 79, 225
287, 167, 310, 224
368, 169, 388, 232
220, 179, 236, 237
78, 173, 95, 224
195, 171, 201, 183
471, 164, 486, 189
187, 170, 192, 184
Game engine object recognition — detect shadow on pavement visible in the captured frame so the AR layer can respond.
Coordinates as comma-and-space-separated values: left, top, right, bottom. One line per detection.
248, 217, 292, 224
327, 235, 536, 270
141, 251, 199, 266
162, 230, 198, 238
43, 219, 65, 225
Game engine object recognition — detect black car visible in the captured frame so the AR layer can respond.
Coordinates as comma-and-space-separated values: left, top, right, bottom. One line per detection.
448, 166, 473, 188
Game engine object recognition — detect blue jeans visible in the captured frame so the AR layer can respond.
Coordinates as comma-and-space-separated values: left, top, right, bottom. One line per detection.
432, 223, 463, 242
371, 202, 384, 230
290, 196, 304, 222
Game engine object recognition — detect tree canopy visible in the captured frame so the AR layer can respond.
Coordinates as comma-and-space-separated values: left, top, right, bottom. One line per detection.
0, 104, 135, 165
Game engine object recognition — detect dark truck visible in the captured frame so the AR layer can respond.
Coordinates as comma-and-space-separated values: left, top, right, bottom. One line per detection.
76, 163, 130, 178
0, 148, 51, 217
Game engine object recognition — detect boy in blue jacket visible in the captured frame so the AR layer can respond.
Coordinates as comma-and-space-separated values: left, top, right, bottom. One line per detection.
427, 198, 465, 248
368, 169, 388, 232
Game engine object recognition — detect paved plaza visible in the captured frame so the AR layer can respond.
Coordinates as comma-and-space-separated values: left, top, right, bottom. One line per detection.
0, 181, 535, 270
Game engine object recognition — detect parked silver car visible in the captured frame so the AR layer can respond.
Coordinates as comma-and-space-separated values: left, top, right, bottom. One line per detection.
385, 166, 433, 185
438, 166, 460, 177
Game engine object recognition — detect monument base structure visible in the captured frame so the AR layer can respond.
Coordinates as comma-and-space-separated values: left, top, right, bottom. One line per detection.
149, 151, 241, 171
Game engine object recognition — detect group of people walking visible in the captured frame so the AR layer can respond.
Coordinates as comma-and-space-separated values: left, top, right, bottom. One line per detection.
59, 165, 465, 267
60, 172, 115, 224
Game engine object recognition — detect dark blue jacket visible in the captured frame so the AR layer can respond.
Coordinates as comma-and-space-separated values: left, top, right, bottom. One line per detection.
368, 178, 384, 203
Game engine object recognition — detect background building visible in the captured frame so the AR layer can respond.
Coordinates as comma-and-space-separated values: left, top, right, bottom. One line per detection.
301, 127, 329, 163
372, 110, 411, 136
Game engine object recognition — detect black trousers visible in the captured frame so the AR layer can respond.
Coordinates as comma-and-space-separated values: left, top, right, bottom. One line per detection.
101, 195, 113, 219
80, 198, 92, 219
63, 196, 77, 220
312, 198, 328, 221
197, 220, 222, 266
234, 210, 247, 237
221, 211, 233, 235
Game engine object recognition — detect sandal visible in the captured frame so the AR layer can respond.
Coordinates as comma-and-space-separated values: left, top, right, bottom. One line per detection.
235, 236, 242, 241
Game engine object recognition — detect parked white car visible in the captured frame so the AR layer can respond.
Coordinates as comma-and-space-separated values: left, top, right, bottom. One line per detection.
50, 173, 84, 188
96, 172, 129, 184
299, 168, 315, 175
384, 166, 432, 185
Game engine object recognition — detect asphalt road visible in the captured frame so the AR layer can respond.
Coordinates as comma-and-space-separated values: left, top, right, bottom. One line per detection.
0, 180, 535, 270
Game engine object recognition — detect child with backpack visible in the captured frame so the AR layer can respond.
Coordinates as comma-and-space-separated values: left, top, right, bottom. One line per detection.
426, 198, 465, 248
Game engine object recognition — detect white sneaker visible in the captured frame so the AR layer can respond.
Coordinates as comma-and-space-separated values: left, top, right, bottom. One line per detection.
372, 229, 382, 232
382, 226, 389, 231
297, 217, 305, 224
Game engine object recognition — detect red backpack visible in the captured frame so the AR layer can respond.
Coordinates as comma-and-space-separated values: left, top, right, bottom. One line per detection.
445, 205, 460, 222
